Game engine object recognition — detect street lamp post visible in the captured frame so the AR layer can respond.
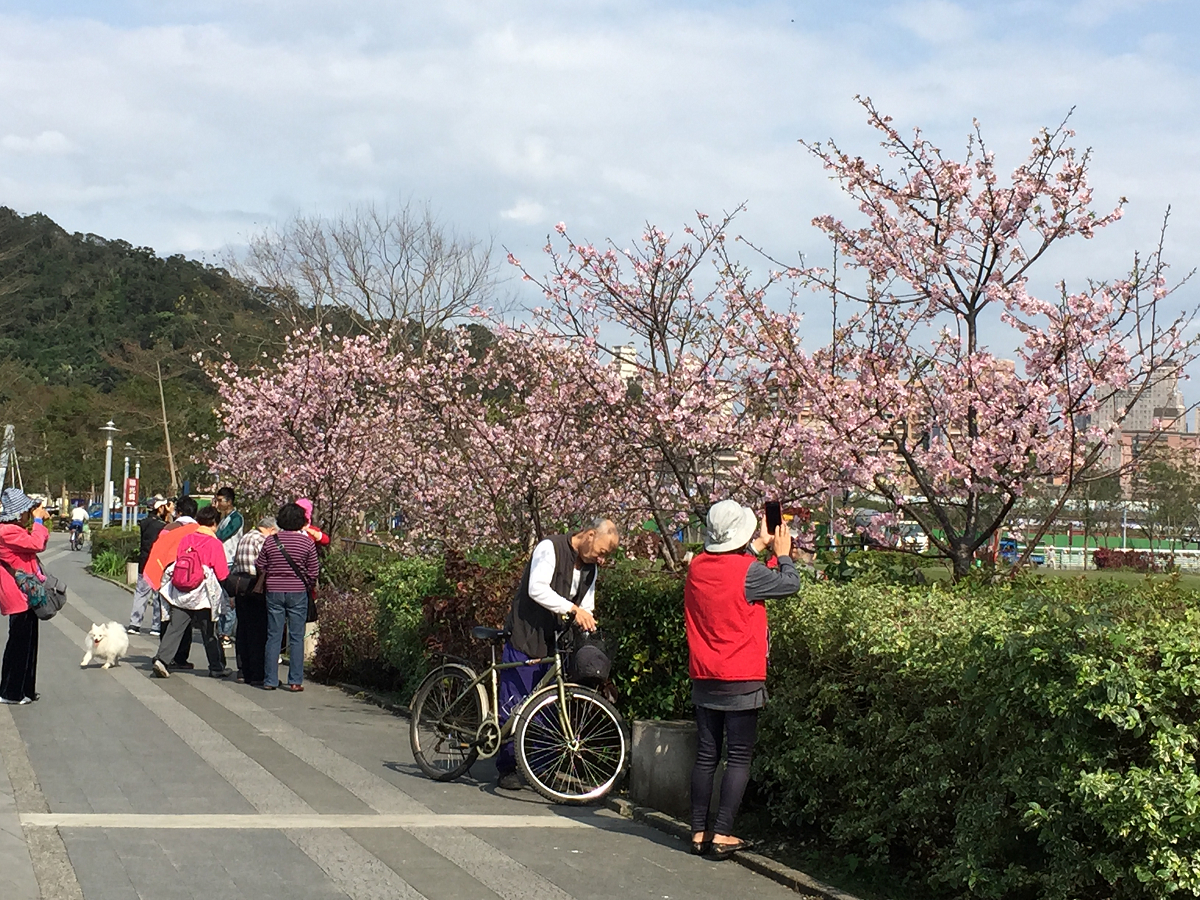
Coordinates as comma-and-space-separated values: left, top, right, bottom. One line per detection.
100, 420, 118, 529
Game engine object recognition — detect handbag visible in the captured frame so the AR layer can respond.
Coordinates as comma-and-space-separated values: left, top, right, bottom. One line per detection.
36, 571, 68, 621
273, 535, 319, 623
1, 561, 66, 620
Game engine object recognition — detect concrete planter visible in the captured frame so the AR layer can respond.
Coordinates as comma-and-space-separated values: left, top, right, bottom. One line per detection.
631, 718, 722, 822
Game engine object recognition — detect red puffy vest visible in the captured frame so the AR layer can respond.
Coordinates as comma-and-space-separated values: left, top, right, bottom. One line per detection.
684, 551, 768, 681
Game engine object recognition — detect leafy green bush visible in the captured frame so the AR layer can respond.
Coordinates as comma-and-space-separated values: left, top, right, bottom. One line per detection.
758, 576, 1200, 900
90, 527, 139, 562
599, 561, 690, 721
374, 555, 449, 689
90, 549, 127, 578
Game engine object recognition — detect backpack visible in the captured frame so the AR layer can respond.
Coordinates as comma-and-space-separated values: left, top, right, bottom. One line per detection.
171, 544, 205, 591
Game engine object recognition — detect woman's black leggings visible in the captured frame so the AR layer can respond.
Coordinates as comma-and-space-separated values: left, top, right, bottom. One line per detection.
690, 706, 758, 835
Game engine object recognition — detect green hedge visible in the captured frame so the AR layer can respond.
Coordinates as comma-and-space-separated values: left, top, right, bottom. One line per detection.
314, 547, 1200, 899
89, 526, 139, 562
759, 576, 1200, 900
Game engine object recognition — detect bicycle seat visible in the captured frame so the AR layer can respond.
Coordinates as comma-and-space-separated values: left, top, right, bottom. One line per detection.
471, 626, 510, 644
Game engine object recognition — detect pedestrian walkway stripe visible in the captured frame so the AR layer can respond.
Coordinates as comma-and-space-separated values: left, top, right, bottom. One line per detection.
21, 813, 591, 830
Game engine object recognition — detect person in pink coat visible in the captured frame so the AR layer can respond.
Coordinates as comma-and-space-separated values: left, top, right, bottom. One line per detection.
0, 488, 49, 705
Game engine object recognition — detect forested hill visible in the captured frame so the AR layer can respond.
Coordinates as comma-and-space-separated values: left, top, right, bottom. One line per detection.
0, 206, 267, 389
0, 207, 278, 496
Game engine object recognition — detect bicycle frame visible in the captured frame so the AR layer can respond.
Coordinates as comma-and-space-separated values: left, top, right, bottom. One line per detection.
430, 635, 577, 758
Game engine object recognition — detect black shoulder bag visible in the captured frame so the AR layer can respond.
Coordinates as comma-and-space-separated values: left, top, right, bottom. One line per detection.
273, 535, 319, 623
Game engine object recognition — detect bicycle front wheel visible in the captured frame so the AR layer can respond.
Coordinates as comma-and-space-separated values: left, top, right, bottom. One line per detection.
514, 685, 627, 804
409, 663, 487, 782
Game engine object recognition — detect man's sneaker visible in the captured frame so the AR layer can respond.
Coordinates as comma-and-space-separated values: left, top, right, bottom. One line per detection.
496, 772, 524, 791
148, 629, 161, 637
169, 661, 195, 670
126, 625, 141, 634
152, 659, 171, 679
209, 668, 233, 679
0, 697, 31, 705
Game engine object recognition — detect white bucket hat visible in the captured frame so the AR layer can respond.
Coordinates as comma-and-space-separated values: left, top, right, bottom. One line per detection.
704, 500, 758, 553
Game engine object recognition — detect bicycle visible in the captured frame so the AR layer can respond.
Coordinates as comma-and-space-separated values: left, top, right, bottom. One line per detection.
408, 621, 627, 804
68, 524, 84, 552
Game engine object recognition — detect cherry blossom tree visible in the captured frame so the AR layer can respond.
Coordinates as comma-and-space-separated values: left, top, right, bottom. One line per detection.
743, 98, 1199, 578
205, 328, 420, 536
510, 211, 781, 566
205, 322, 637, 551
401, 327, 638, 551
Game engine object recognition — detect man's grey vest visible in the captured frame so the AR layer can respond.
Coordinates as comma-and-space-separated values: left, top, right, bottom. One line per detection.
505, 534, 597, 658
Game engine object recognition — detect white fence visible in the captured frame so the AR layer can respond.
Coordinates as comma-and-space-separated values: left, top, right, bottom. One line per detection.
1040, 546, 1200, 572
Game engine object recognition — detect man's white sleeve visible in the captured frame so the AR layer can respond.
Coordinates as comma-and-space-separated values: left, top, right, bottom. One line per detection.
578, 576, 596, 613
527, 539, 575, 615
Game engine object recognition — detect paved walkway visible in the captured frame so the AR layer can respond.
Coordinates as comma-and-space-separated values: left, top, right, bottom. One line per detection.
0, 534, 799, 900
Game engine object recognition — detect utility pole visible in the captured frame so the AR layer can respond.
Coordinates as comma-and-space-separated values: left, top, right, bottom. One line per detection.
157, 361, 179, 494
0, 425, 14, 490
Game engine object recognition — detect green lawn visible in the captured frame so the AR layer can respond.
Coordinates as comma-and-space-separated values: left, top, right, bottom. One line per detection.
915, 564, 1200, 590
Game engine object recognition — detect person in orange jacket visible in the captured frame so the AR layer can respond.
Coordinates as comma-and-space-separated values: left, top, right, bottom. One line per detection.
142, 496, 201, 591
142, 496, 202, 670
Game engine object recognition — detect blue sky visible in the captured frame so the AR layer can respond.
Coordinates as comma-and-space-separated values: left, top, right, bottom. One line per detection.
0, 0, 1196, 323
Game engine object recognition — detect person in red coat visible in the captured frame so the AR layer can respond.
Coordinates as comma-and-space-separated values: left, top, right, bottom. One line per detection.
0, 489, 50, 705
684, 499, 801, 859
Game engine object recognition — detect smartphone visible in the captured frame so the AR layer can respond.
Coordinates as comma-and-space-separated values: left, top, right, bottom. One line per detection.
765, 501, 783, 533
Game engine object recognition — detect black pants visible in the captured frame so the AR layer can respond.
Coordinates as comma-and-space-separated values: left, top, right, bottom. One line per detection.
234, 593, 267, 683
690, 706, 758, 835
0, 609, 38, 702
154, 605, 224, 674
173, 619, 193, 666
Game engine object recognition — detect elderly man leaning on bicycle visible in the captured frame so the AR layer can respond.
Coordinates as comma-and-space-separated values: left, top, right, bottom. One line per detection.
496, 517, 620, 790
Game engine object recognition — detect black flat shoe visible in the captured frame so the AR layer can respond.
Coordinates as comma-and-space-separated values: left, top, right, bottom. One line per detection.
690, 840, 711, 855
708, 839, 753, 860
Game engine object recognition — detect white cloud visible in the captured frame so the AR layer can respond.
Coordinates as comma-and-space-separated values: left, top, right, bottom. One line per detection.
0, 0, 1193, 323
0, 130, 73, 155
889, 0, 975, 44
500, 198, 548, 224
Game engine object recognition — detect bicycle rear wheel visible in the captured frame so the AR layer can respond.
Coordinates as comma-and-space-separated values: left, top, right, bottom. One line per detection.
409, 663, 487, 781
514, 685, 627, 804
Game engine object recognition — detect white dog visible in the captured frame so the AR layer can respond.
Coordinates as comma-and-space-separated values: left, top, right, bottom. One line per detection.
81, 622, 129, 669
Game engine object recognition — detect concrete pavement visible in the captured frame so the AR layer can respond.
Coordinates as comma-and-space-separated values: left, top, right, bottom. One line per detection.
0, 534, 802, 900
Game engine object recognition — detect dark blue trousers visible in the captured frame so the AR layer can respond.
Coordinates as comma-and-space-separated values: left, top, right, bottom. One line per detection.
496, 642, 551, 775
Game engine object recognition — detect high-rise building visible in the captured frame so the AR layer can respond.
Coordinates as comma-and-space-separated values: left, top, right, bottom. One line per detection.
613, 344, 638, 383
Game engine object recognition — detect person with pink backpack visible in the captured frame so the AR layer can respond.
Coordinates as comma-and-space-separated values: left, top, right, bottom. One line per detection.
151, 505, 231, 679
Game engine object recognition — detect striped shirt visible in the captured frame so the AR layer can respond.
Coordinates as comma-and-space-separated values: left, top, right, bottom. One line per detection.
254, 530, 320, 594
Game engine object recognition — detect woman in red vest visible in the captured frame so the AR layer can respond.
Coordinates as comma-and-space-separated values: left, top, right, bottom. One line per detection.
685, 499, 801, 859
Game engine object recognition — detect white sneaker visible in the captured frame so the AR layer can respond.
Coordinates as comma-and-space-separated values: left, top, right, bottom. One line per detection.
0, 697, 30, 705
148, 629, 161, 637
152, 659, 171, 679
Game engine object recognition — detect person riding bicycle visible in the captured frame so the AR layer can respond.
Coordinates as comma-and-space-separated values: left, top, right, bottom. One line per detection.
495, 517, 619, 791
68, 504, 88, 547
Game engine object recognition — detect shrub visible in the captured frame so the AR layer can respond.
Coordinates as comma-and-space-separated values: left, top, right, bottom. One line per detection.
757, 576, 1200, 900
90, 549, 127, 579
422, 549, 522, 672
1093, 547, 1170, 573
374, 555, 449, 689
310, 586, 400, 688
90, 527, 139, 563
599, 561, 690, 721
